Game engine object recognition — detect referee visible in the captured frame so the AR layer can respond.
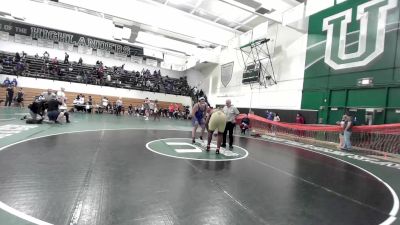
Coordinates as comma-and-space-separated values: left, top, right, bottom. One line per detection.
222, 99, 239, 149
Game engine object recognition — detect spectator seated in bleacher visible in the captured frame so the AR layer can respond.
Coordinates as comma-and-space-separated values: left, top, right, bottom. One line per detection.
11, 78, 17, 87
13, 61, 24, 75
0, 63, 3, 73
2, 77, 10, 87
0, 50, 194, 96
14, 52, 21, 63
240, 114, 251, 134
2, 56, 13, 66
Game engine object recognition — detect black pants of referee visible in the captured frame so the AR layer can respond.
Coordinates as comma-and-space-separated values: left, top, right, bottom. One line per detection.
222, 121, 235, 147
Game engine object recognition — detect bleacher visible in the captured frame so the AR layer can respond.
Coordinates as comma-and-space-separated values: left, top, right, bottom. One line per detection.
0, 87, 184, 112
0, 51, 192, 96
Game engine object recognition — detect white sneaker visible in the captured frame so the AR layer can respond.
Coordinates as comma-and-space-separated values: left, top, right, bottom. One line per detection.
145, 117, 149, 120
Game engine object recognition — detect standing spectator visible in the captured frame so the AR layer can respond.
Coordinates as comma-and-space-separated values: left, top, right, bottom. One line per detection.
78, 57, 83, 65
43, 51, 50, 60
153, 100, 160, 121
267, 111, 274, 121
143, 97, 150, 120
337, 115, 347, 149
240, 114, 250, 134
64, 52, 69, 64
271, 113, 280, 135
16, 87, 24, 107
222, 99, 240, 149
342, 116, 353, 151
5, 84, 14, 106
116, 97, 123, 116
168, 103, 174, 118
296, 113, 305, 124
295, 112, 305, 137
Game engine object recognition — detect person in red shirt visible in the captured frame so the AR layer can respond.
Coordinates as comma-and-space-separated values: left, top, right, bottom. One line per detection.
168, 103, 174, 118
295, 113, 305, 124
295, 113, 305, 137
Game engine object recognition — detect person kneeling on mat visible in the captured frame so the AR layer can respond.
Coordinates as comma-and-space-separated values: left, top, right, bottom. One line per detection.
22, 97, 45, 124
205, 108, 227, 154
47, 94, 70, 123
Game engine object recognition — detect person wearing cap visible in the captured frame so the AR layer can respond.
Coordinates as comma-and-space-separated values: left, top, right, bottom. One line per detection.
222, 99, 240, 149
191, 97, 208, 143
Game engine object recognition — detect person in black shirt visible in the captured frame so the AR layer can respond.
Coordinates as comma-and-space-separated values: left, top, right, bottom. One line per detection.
14, 52, 21, 63
64, 52, 69, 64
5, 84, 14, 106
27, 97, 44, 121
16, 88, 24, 107
47, 94, 70, 123
128, 104, 133, 116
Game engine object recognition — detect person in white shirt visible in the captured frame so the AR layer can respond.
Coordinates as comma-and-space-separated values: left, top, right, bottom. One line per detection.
116, 97, 123, 116
102, 97, 108, 108
78, 95, 85, 105
57, 87, 67, 111
222, 99, 240, 149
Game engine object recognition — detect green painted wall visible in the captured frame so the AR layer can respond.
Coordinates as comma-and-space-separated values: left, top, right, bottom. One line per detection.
302, 0, 400, 124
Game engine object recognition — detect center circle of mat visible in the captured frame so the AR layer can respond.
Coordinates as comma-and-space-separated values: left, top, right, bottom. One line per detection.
146, 138, 249, 161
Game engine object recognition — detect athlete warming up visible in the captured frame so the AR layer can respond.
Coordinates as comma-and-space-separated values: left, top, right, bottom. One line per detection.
191, 97, 208, 144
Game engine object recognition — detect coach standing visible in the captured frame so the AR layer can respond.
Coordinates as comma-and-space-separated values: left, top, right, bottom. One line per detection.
222, 99, 239, 149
